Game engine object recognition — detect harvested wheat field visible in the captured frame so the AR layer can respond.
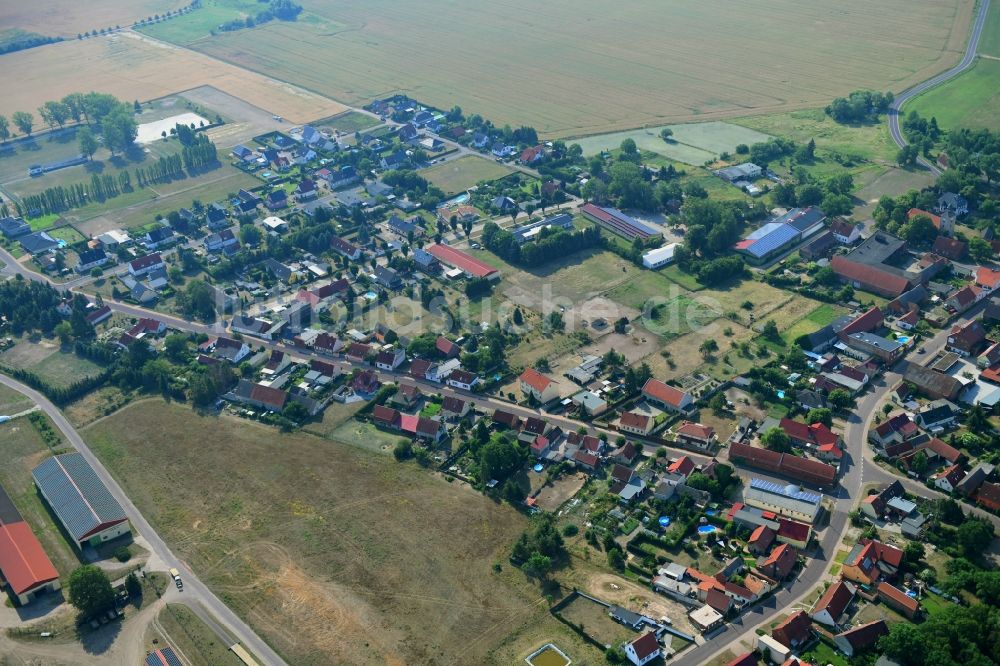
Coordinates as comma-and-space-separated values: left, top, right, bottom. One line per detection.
0, 0, 187, 38
83, 400, 571, 666
181, 0, 975, 136
0, 32, 345, 124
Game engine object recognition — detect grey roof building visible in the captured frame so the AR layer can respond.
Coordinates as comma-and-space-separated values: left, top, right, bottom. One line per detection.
32, 453, 130, 548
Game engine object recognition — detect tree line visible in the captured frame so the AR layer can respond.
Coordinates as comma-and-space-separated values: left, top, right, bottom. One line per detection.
216, 0, 303, 32
0, 33, 62, 56
480, 221, 603, 266
825, 89, 894, 124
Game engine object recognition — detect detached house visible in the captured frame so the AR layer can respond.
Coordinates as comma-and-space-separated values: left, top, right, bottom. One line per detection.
375, 348, 405, 371
641, 379, 693, 413
811, 580, 855, 627
128, 253, 165, 277
675, 421, 716, 450
519, 367, 560, 404
619, 411, 654, 437
841, 538, 902, 586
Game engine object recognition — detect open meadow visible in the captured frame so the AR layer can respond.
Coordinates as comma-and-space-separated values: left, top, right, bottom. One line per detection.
83, 399, 596, 665
909, 58, 1000, 131
419, 156, 514, 195
0, 340, 106, 389
571, 122, 773, 165
0, 0, 187, 38
0, 31, 346, 126
167, 0, 977, 137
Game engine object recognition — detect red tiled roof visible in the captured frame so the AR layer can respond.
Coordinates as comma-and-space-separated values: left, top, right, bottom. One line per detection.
620, 411, 652, 430
436, 336, 459, 357
763, 543, 798, 579
706, 587, 733, 612
642, 378, 689, 408
128, 252, 163, 271
831, 255, 912, 296
932, 235, 966, 260
426, 243, 497, 278
677, 421, 715, 441
519, 367, 554, 393
492, 409, 520, 428
749, 525, 775, 548
726, 653, 759, 666
249, 384, 287, 410
373, 404, 400, 426
772, 610, 812, 649
840, 307, 883, 336
830, 219, 858, 238
907, 208, 942, 228
629, 632, 660, 660
0, 522, 59, 595
573, 450, 599, 468
977, 267, 1000, 289
976, 482, 1000, 509
922, 437, 964, 464
667, 456, 695, 477
778, 519, 810, 543
813, 580, 854, 620
836, 619, 888, 651
441, 396, 466, 413
779, 418, 838, 448
877, 582, 918, 613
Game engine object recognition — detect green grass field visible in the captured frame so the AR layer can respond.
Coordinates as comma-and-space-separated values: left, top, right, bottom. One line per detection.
169, 0, 973, 137
908, 58, 1000, 130
83, 400, 582, 666
0, 385, 32, 414
318, 111, 381, 134
0, 341, 106, 389
979, 0, 1000, 57
419, 156, 513, 194
47, 226, 86, 244
734, 108, 900, 164
571, 122, 773, 165
138, 0, 268, 44
781, 303, 848, 344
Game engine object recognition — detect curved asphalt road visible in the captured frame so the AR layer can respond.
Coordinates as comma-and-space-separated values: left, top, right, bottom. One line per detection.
0, 374, 289, 666
888, 0, 992, 174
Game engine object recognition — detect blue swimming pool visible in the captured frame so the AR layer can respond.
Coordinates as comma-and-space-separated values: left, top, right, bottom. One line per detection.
364, 291, 377, 300
776, 390, 785, 399
898, 336, 911, 344
658, 516, 671, 527
705, 509, 717, 517
533, 463, 544, 473
697, 525, 717, 535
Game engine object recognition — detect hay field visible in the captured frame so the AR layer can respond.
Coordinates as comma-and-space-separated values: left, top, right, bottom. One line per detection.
571, 122, 773, 165
0, 0, 187, 38
83, 400, 574, 666
0, 32, 346, 125
184, 0, 973, 137
420, 156, 514, 194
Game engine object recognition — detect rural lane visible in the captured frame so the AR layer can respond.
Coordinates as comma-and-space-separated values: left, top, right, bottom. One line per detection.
887, 0, 991, 174
0, 373, 290, 666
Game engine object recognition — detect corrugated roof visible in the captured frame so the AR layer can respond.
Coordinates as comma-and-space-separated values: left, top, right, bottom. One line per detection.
749, 478, 821, 504
740, 223, 800, 259
32, 453, 127, 541
0, 522, 59, 595
0, 483, 23, 526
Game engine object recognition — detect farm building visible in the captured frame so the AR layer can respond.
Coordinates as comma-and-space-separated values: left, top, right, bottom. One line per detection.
32, 453, 130, 549
830, 232, 926, 298
426, 244, 499, 279
744, 478, 822, 524
0, 484, 60, 605
580, 203, 662, 241
642, 243, 679, 269
734, 221, 800, 265
511, 213, 574, 244
715, 162, 762, 182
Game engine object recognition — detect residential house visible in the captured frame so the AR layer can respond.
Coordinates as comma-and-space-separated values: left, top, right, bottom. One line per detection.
916, 399, 959, 431
375, 348, 405, 371
441, 396, 470, 419
947, 320, 987, 356
830, 218, 861, 245
748, 525, 776, 555
374, 265, 402, 290
266, 189, 288, 211
946, 284, 983, 314
834, 620, 888, 658
619, 411, 655, 437
519, 145, 545, 165
20, 232, 58, 255
205, 228, 240, 255
975, 482, 1000, 511
932, 236, 966, 260
841, 539, 902, 586
128, 253, 165, 277
611, 441, 640, 465
519, 367, 561, 403
624, 632, 660, 666
491, 409, 521, 430
760, 543, 798, 580
932, 464, 965, 493
0, 215, 30, 238
641, 378, 693, 413
345, 343, 373, 363
75, 248, 108, 273
330, 236, 362, 261
447, 369, 479, 391
572, 390, 607, 415
903, 364, 962, 401
211, 337, 251, 364
869, 413, 919, 450
350, 369, 381, 395
772, 611, 813, 650
675, 421, 717, 450
295, 179, 317, 201
811, 580, 856, 627
436, 336, 460, 359
144, 227, 175, 250
937, 192, 969, 217
955, 463, 993, 497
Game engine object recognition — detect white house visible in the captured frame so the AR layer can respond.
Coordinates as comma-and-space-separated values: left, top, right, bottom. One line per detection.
519, 367, 561, 403
446, 370, 480, 391
624, 632, 660, 666
128, 253, 165, 277
375, 348, 405, 371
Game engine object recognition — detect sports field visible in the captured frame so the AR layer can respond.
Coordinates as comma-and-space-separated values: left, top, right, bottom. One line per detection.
171, 0, 975, 137
84, 400, 588, 666
419, 156, 514, 194
0, 32, 346, 125
570, 122, 773, 165
908, 58, 1000, 131
0, 0, 187, 38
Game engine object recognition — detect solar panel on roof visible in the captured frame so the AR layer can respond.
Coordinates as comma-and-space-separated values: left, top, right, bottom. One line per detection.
161, 647, 183, 666
31, 453, 126, 541
746, 224, 800, 258
750, 478, 821, 503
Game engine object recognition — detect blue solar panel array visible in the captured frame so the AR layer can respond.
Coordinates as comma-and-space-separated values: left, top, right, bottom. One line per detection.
599, 206, 660, 237
750, 478, 821, 504
145, 647, 183, 666
745, 224, 800, 259
32, 453, 127, 541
